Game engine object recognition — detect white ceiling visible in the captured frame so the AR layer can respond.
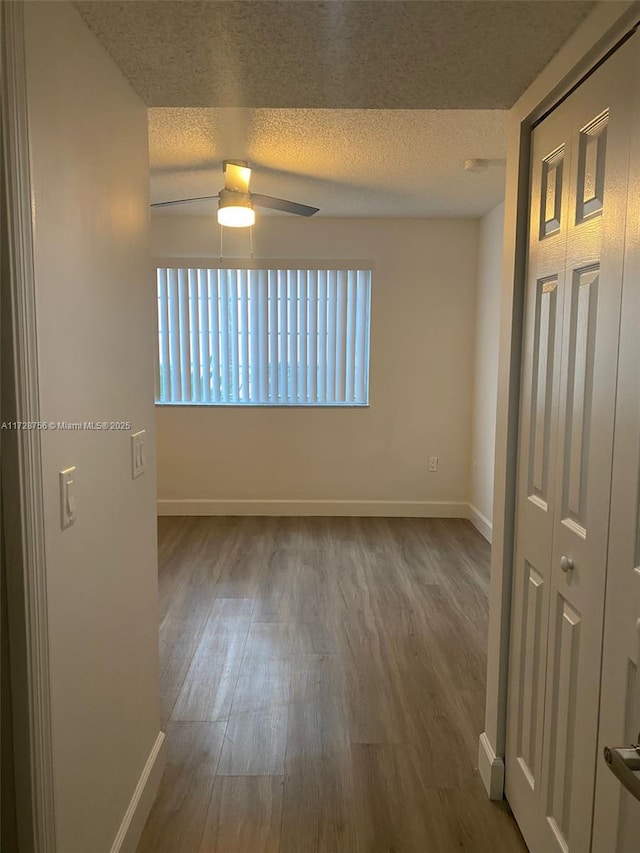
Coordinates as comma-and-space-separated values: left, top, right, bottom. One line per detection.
150, 107, 508, 217
75, 1, 595, 218
77, 1, 594, 110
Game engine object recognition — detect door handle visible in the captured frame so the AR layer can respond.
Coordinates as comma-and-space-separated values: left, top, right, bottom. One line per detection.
560, 555, 573, 573
603, 743, 640, 802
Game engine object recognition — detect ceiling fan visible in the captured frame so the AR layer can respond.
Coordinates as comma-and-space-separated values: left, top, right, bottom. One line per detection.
150, 160, 320, 227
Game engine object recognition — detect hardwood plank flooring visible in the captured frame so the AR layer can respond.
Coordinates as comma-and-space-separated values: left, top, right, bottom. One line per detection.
199, 776, 283, 853
137, 517, 526, 852
137, 721, 227, 853
217, 706, 289, 776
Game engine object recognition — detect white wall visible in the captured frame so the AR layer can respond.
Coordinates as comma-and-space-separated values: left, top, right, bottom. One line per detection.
470, 202, 505, 540
152, 215, 479, 515
24, 4, 162, 850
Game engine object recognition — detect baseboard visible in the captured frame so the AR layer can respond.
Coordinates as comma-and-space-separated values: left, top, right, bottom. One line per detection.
467, 504, 493, 543
157, 499, 469, 518
478, 732, 505, 800
110, 731, 166, 853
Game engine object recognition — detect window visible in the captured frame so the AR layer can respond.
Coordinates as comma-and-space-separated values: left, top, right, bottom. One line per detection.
156, 265, 371, 406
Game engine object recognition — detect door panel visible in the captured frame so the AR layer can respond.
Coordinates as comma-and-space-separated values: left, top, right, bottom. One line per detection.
517, 561, 544, 784
506, 106, 568, 845
545, 595, 581, 844
529, 277, 560, 505
561, 264, 598, 530
576, 112, 607, 223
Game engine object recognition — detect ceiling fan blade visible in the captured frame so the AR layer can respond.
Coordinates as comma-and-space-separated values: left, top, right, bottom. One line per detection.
251, 194, 319, 217
224, 160, 251, 193
151, 195, 219, 208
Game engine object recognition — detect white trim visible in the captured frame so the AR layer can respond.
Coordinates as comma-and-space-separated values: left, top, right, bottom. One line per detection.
157, 500, 498, 535
154, 256, 375, 271
468, 505, 493, 543
478, 732, 505, 800
2, 2, 56, 850
110, 732, 166, 853
157, 499, 469, 518
483, 0, 640, 803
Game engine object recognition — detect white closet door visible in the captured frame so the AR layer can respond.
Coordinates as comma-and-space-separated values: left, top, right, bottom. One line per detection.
592, 41, 640, 853
506, 33, 638, 853
538, 34, 637, 852
505, 96, 569, 847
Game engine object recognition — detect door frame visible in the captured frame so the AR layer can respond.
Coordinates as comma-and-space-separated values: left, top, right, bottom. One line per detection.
479, 0, 640, 800
1, 2, 56, 850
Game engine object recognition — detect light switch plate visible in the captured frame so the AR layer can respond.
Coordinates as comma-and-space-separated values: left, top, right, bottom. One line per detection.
428, 456, 439, 472
59, 466, 76, 529
131, 430, 146, 479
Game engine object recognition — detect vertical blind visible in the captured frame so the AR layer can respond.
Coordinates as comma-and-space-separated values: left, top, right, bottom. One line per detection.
156, 266, 372, 405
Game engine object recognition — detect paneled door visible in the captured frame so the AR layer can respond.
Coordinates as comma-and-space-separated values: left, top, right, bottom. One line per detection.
591, 50, 640, 853
506, 32, 639, 853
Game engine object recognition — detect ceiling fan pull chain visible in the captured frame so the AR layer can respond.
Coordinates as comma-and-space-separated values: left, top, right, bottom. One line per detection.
250, 225, 254, 259
219, 224, 224, 263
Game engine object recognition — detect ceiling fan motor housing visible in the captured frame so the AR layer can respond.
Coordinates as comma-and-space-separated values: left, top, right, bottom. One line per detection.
219, 188, 252, 205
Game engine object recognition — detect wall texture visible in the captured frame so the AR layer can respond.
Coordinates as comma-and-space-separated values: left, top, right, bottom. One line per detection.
470, 202, 505, 540
152, 215, 479, 515
24, 3, 162, 850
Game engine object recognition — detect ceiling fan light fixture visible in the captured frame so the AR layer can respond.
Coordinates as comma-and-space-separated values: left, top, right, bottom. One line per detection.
151, 162, 319, 219
217, 194, 255, 228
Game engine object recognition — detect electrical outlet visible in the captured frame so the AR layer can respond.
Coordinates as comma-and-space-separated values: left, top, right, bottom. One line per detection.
428, 456, 439, 472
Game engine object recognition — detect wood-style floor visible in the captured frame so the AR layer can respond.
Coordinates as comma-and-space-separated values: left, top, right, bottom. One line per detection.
137, 516, 526, 853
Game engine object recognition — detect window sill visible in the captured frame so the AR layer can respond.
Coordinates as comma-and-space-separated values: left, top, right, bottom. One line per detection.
155, 402, 370, 409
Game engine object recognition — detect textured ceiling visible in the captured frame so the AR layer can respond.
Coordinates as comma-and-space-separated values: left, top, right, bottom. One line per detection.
74, 1, 595, 217
76, 1, 594, 109
149, 107, 508, 217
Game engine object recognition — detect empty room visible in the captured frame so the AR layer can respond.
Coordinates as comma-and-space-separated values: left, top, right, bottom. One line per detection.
2, 2, 639, 852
